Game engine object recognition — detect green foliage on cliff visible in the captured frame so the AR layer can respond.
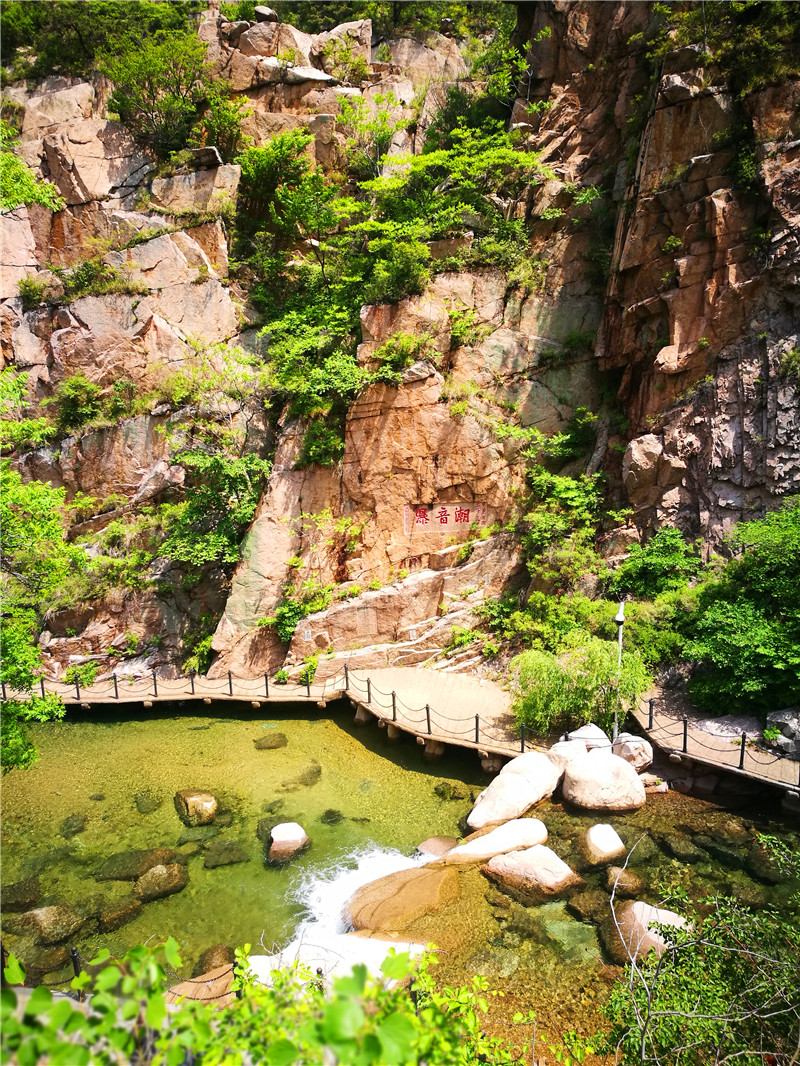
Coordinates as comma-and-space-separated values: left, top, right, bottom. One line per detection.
0, 121, 65, 212
610, 526, 702, 599
1, 1, 203, 82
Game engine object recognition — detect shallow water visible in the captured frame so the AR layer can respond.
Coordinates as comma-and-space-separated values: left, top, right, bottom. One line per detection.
0, 700, 484, 977
2, 701, 797, 1057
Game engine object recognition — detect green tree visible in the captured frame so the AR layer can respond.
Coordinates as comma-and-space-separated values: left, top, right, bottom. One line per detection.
611, 526, 702, 599
102, 31, 211, 158
0, 463, 84, 772
190, 83, 253, 163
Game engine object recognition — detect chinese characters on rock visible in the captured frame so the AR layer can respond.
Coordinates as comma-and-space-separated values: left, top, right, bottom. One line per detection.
404, 503, 488, 534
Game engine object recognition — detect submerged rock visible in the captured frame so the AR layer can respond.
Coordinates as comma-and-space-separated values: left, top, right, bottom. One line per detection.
562, 750, 646, 811
433, 780, 468, 801
510, 901, 601, 963
2, 877, 42, 913
95, 847, 177, 882
99, 896, 142, 932
567, 888, 609, 924
178, 825, 219, 846
134, 791, 163, 815
600, 900, 688, 964
193, 944, 236, 977
346, 865, 459, 933
59, 813, 87, 838
174, 790, 218, 827
417, 836, 458, 858
442, 819, 548, 864
482, 845, 584, 905
254, 732, 288, 750
319, 809, 345, 825
605, 866, 644, 898
135, 863, 189, 902
694, 835, 746, 870
203, 840, 250, 868
267, 822, 310, 865
660, 833, 704, 864
746, 842, 790, 884
22, 905, 84, 945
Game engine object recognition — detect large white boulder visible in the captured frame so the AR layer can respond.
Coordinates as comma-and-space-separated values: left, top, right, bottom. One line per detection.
442, 819, 548, 864
466, 775, 542, 830
268, 822, 310, 864
563, 749, 647, 811
560, 723, 612, 751
602, 900, 688, 963
499, 751, 563, 793
547, 739, 588, 771
612, 733, 654, 772
579, 824, 627, 866
482, 845, 584, 905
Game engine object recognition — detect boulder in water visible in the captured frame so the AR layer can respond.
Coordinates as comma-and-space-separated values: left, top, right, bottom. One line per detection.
346, 865, 459, 933
267, 823, 310, 865
546, 739, 588, 771
174, 790, 218, 826
192, 944, 236, 977
482, 845, 584, 905
562, 749, 646, 811
416, 836, 458, 858
605, 866, 644, 898
467, 774, 546, 831
2, 877, 42, 913
134, 791, 163, 815
203, 840, 250, 868
135, 863, 189, 902
95, 847, 177, 882
498, 751, 564, 794
611, 733, 653, 772
254, 732, 288, 750
559, 724, 611, 751
579, 824, 626, 867
600, 900, 688, 964
22, 905, 84, 945
59, 813, 87, 838
442, 819, 548, 864
99, 896, 142, 932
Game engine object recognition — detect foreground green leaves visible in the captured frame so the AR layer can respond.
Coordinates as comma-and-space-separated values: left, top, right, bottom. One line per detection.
0, 944, 529, 1066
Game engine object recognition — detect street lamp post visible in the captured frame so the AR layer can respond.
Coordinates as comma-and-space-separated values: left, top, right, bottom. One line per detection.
613, 601, 625, 740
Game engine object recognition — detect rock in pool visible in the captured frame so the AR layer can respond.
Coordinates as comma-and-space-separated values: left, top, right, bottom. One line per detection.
203, 840, 250, 868
600, 900, 688, 963
498, 751, 564, 793
346, 865, 459, 933
562, 749, 646, 811
546, 739, 588, 770
611, 732, 653, 772
605, 865, 644, 898
467, 774, 546, 830
416, 836, 459, 858
3, 877, 42, 913
442, 819, 548, 864
254, 732, 288, 750
559, 723, 611, 751
99, 896, 142, 932
135, 863, 189, 902
59, 813, 87, 838
22, 905, 84, 945
95, 847, 177, 882
193, 944, 236, 977
174, 790, 218, 827
134, 791, 163, 815
579, 824, 627, 867
482, 845, 584, 905
267, 822, 310, 865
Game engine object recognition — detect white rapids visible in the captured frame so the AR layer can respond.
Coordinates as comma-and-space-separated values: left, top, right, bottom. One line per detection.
247, 846, 429, 984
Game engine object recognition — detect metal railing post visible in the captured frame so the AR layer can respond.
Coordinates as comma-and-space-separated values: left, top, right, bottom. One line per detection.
1, 680, 6, 701
344, 664, 349, 691
739, 732, 747, 770
113, 673, 119, 699
40, 677, 46, 698
306, 673, 311, 697
392, 692, 397, 721
426, 705, 431, 734
682, 716, 688, 754
190, 669, 195, 695
475, 714, 479, 744
264, 672, 269, 698
520, 723, 525, 752
648, 698, 654, 730
228, 670, 233, 696
366, 678, 371, 704
152, 670, 158, 698
75, 676, 80, 701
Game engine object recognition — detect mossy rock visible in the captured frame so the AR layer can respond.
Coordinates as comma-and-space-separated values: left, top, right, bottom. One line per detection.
254, 732, 288, 750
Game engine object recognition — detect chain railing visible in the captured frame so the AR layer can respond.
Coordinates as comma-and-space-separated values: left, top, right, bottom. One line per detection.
634, 696, 800, 793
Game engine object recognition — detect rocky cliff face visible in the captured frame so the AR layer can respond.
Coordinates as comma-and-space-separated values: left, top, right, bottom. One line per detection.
2, 2, 798, 681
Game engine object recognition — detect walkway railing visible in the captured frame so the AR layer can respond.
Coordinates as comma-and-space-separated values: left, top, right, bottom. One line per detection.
2, 665, 529, 759
633, 696, 800, 795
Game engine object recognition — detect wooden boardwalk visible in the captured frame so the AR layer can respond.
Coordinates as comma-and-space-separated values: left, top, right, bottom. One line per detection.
7, 669, 798, 791
631, 695, 800, 796
7, 666, 526, 764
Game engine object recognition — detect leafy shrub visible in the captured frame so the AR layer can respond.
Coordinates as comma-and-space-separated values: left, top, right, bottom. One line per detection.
779, 346, 800, 377
611, 527, 701, 599
321, 37, 370, 86
64, 662, 99, 688
189, 83, 252, 163
54, 255, 147, 301
1, 121, 65, 212
297, 419, 345, 468
662, 234, 682, 253
274, 668, 289, 685
17, 275, 47, 311
298, 655, 318, 685
510, 632, 651, 736
45, 374, 103, 432
371, 332, 432, 385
